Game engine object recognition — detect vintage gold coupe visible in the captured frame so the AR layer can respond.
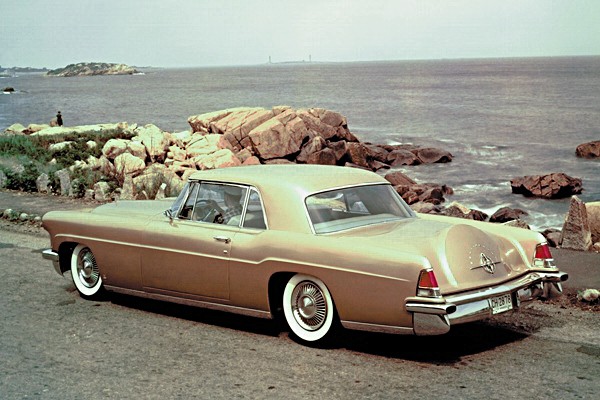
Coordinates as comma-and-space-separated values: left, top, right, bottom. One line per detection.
42, 165, 568, 343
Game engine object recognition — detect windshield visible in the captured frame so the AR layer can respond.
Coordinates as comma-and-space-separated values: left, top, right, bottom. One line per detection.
305, 184, 414, 234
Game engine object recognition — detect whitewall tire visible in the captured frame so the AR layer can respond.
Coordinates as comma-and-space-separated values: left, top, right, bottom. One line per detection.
71, 244, 104, 298
283, 274, 335, 343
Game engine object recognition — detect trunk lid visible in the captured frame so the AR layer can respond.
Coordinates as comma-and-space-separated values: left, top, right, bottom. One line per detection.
332, 218, 529, 294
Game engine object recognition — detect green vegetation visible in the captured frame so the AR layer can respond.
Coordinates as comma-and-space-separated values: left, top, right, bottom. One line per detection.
0, 128, 134, 197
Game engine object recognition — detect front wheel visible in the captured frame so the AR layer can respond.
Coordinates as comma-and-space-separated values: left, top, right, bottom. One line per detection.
71, 244, 104, 299
282, 274, 336, 343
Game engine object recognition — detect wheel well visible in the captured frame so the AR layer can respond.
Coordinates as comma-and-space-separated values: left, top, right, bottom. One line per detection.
268, 272, 295, 320
57, 242, 78, 274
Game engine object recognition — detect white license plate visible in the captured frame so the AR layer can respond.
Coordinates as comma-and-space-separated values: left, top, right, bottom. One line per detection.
489, 293, 513, 314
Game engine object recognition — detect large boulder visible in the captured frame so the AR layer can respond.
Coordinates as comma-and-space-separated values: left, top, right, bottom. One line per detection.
134, 164, 184, 198
186, 134, 231, 158
188, 108, 242, 133
297, 136, 326, 163
413, 147, 453, 164
345, 142, 370, 168
560, 196, 592, 251
248, 109, 306, 160
440, 202, 488, 221
213, 108, 274, 150
384, 171, 417, 186
576, 141, 600, 158
510, 173, 583, 199
114, 153, 146, 178
586, 201, 600, 244
136, 124, 169, 161
3, 123, 26, 135
194, 149, 242, 170
307, 148, 337, 165
387, 149, 421, 166
489, 207, 528, 223
102, 138, 129, 160
127, 141, 147, 160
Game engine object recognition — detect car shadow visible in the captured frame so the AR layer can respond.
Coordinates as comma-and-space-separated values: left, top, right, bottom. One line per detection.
107, 292, 528, 364
334, 323, 529, 364
109, 293, 282, 338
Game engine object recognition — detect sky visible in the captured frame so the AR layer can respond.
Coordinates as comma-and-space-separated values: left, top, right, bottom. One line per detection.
1, 0, 599, 68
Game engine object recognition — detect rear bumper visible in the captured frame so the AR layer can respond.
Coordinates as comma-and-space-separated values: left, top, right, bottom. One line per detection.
405, 270, 569, 335
42, 249, 62, 275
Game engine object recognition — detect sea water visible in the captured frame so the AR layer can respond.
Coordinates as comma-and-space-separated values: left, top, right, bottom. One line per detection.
1, 57, 599, 229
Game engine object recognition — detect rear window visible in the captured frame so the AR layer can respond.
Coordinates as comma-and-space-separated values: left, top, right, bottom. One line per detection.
305, 184, 413, 234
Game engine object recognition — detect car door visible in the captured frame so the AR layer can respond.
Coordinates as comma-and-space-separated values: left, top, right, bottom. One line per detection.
140, 181, 248, 300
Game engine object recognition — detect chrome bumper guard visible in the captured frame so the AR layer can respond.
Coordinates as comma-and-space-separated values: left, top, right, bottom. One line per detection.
406, 270, 569, 336
42, 249, 62, 275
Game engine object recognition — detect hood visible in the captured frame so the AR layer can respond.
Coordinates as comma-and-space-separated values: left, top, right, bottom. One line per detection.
333, 217, 529, 294
91, 199, 172, 219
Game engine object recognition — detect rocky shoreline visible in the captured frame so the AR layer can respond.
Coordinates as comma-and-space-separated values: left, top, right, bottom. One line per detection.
2, 106, 599, 252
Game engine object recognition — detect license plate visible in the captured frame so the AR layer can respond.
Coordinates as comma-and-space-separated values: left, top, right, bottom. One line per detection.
489, 293, 513, 314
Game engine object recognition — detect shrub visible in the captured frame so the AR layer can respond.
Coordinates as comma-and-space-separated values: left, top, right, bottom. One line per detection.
0, 163, 40, 192
0, 127, 136, 194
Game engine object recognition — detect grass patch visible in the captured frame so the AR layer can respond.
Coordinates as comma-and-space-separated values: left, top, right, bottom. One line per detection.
0, 128, 134, 195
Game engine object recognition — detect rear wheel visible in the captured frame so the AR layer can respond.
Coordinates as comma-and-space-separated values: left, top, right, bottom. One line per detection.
71, 244, 104, 299
282, 274, 336, 343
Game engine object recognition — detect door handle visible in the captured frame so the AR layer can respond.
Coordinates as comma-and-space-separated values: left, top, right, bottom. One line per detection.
213, 236, 231, 244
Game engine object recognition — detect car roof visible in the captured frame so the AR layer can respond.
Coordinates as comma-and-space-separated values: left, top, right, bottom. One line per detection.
188, 165, 389, 233
189, 164, 386, 193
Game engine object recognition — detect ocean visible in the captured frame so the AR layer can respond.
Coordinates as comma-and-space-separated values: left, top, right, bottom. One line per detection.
1, 57, 599, 230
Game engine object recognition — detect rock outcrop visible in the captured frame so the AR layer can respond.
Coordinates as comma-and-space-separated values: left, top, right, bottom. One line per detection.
46, 62, 138, 77
510, 173, 583, 199
576, 141, 600, 159
560, 196, 592, 251
383, 171, 453, 205
187, 107, 451, 172
4, 107, 453, 204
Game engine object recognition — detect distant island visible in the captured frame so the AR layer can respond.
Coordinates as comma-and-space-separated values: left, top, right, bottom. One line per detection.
46, 62, 139, 77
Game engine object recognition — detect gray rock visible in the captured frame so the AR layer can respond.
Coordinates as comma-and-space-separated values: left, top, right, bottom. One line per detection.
36, 173, 50, 193
55, 169, 72, 196
0, 170, 6, 188
560, 195, 592, 251
94, 182, 111, 201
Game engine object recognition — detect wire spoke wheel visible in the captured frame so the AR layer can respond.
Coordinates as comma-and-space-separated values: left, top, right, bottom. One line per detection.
283, 274, 335, 343
291, 281, 328, 331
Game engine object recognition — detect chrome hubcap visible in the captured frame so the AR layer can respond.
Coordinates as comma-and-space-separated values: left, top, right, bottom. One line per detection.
291, 281, 327, 331
77, 250, 99, 288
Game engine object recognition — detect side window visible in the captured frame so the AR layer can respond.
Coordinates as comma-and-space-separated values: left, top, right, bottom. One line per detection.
242, 188, 267, 230
178, 183, 200, 220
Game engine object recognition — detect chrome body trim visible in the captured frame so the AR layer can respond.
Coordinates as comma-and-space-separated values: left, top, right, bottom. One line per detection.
406, 270, 569, 334
104, 286, 273, 320
42, 249, 62, 275
340, 320, 414, 335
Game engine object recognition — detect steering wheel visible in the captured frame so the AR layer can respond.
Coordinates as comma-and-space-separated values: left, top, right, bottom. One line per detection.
194, 200, 223, 222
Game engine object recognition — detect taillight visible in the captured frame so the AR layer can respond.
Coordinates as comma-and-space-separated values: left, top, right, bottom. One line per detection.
533, 243, 555, 268
417, 269, 441, 298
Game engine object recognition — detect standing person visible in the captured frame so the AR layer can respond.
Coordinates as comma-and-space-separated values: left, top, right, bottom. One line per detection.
56, 111, 63, 126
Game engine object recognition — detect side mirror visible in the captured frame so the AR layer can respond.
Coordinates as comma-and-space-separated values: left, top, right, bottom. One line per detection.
164, 209, 174, 221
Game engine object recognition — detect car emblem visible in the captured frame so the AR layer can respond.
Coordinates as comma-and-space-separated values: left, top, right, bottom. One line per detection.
471, 253, 499, 274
